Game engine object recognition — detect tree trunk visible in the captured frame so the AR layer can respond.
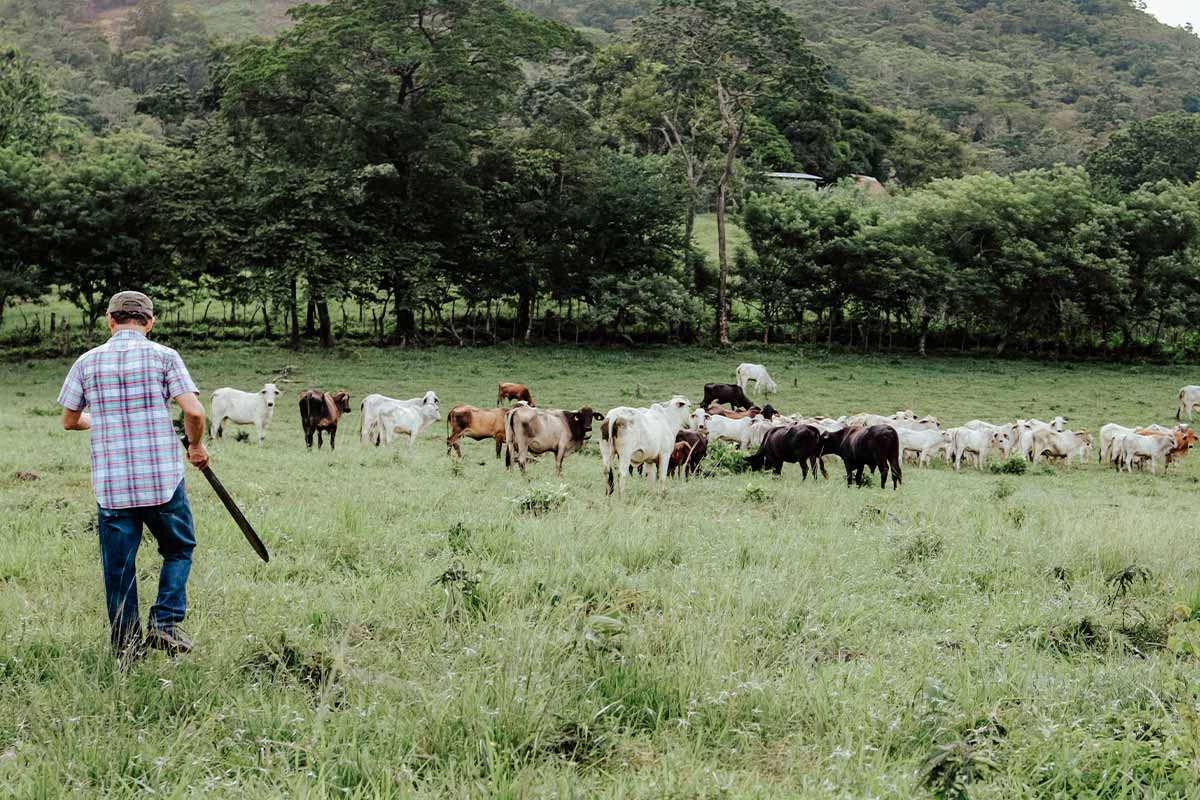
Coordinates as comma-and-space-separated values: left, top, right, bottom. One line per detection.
316, 299, 333, 348
262, 300, 273, 339
715, 178, 731, 346
289, 277, 300, 349
304, 298, 316, 337
918, 314, 931, 357
518, 290, 533, 345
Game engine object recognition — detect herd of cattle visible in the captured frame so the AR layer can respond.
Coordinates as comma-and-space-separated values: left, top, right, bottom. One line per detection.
205, 365, 1200, 494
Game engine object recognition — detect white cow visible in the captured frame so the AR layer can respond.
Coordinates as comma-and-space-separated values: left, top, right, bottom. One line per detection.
1030, 428, 1092, 467
601, 396, 692, 496
210, 383, 283, 445
947, 426, 992, 471
376, 397, 442, 449
361, 391, 439, 446
690, 408, 755, 449
748, 415, 790, 449
735, 363, 778, 395
1116, 431, 1174, 474
898, 427, 947, 467
1099, 423, 1138, 465
848, 411, 939, 431
1178, 386, 1200, 421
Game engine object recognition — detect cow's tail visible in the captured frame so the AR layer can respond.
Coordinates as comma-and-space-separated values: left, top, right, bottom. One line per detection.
503, 407, 517, 468
1178, 389, 1185, 420
360, 399, 367, 438
602, 414, 630, 495
892, 433, 903, 489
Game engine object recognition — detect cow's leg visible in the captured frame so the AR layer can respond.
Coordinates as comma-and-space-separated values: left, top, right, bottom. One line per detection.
304, 426, 313, 450
844, 464, 854, 487
855, 466, 865, 487
255, 419, 265, 445
617, 455, 630, 496
879, 461, 889, 490
798, 460, 807, 480
493, 437, 502, 459
330, 428, 337, 451
658, 455, 670, 491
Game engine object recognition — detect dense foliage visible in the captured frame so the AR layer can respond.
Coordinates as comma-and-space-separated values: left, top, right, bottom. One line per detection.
1, 0, 1200, 356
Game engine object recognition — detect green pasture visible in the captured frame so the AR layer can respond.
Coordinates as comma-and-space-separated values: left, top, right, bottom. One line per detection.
3, 344, 1200, 797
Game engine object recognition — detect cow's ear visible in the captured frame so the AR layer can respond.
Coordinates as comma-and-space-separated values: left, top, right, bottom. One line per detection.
593, 412, 604, 421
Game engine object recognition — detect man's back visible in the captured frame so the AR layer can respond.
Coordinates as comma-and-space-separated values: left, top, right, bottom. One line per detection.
58, 329, 197, 510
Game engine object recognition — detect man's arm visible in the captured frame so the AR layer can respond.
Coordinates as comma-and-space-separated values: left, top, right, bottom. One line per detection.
62, 409, 91, 431
174, 392, 209, 470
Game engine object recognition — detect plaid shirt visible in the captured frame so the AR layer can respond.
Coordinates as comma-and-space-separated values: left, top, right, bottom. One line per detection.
58, 330, 199, 510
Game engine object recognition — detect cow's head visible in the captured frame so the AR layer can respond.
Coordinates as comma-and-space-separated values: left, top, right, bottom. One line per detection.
567, 406, 603, 442
261, 383, 282, 408
916, 415, 941, 430
332, 391, 351, 413
422, 390, 439, 407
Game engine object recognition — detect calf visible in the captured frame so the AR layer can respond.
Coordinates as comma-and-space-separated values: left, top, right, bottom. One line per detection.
898, 427, 945, 467
735, 363, 778, 395
601, 396, 692, 496
668, 430, 708, 479
446, 405, 508, 458
505, 405, 602, 476
498, 382, 534, 407
746, 424, 827, 479
946, 426, 991, 471
701, 383, 754, 411
1117, 431, 1174, 474
361, 391, 439, 446
376, 397, 442, 449
210, 383, 283, 445
300, 390, 351, 450
690, 408, 754, 449
817, 425, 902, 490
705, 404, 762, 420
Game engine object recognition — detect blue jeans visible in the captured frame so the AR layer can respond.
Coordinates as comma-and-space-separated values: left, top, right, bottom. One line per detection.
97, 480, 196, 651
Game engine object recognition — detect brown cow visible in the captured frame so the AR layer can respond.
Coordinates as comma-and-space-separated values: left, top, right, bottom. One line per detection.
668, 430, 708, 479
702, 383, 754, 411
817, 424, 902, 490
705, 404, 762, 420
446, 405, 508, 458
504, 405, 602, 476
498, 383, 534, 406
300, 390, 351, 450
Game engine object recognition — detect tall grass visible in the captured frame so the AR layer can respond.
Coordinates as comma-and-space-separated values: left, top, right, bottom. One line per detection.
3, 344, 1200, 795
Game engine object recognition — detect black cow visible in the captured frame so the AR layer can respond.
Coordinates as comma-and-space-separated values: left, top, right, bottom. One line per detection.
817, 425, 902, 490
745, 424, 827, 479
702, 383, 754, 411
669, 430, 709, 479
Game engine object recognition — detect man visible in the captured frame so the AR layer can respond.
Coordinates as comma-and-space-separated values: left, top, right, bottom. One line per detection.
58, 291, 209, 659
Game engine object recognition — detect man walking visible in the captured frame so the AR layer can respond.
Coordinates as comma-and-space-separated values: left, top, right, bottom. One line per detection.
58, 291, 209, 659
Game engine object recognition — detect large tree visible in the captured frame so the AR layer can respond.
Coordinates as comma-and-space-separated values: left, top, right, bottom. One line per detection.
1086, 112, 1200, 193
223, 0, 580, 341
635, 0, 828, 344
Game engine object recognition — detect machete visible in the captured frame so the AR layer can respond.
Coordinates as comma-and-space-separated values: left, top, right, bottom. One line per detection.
181, 436, 270, 563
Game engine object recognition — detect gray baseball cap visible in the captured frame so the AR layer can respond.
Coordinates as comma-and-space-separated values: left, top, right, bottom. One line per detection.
106, 291, 154, 317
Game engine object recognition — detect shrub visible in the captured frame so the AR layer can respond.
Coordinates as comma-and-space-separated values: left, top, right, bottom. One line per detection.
700, 440, 750, 476
741, 483, 769, 504
989, 457, 1027, 475
511, 484, 568, 515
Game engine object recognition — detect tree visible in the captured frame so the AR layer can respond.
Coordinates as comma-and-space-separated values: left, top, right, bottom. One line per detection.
1086, 112, 1200, 192
0, 49, 54, 152
635, 0, 828, 345
223, 0, 581, 342
0, 147, 52, 327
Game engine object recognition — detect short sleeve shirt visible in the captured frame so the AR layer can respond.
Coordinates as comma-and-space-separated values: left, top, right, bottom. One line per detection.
58, 330, 199, 509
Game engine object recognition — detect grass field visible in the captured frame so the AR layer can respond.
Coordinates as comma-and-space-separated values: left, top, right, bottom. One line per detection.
4, 343, 1200, 797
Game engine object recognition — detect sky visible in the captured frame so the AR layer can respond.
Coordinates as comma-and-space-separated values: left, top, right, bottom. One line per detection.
1143, 0, 1197, 29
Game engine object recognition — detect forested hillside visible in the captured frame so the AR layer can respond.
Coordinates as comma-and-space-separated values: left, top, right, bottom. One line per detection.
516, 0, 1200, 170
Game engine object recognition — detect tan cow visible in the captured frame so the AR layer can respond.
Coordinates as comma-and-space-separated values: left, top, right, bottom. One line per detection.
505, 405, 602, 476
446, 405, 509, 458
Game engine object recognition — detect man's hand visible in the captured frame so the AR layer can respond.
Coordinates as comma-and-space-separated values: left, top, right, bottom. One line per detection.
62, 409, 91, 431
187, 442, 210, 470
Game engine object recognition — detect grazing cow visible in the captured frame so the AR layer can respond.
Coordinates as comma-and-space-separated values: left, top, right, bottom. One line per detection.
210, 383, 283, 445
300, 390, 351, 450
601, 396, 692, 496
498, 383, 534, 407
1030, 428, 1092, 466
505, 405, 602, 476
446, 405, 509, 458
817, 425, 902, 490
705, 404, 762, 420
735, 363, 778, 395
1178, 386, 1200, 421
668, 430, 708, 479
746, 424, 827, 479
898, 427, 946, 467
690, 408, 755, 449
1116, 431, 1174, 474
361, 391, 440, 446
375, 395, 442, 449
701, 383, 754, 411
